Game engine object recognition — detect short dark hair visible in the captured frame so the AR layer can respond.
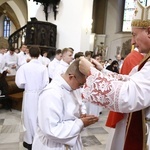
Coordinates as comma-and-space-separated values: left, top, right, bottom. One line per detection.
42, 51, 48, 55
29, 46, 40, 57
85, 51, 91, 57
62, 48, 73, 55
68, 47, 74, 51
9, 47, 15, 51
55, 49, 62, 55
92, 54, 102, 59
111, 60, 118, 66
74, 52, 84, 59
20, 44, 26, 49
66, 60, 84, 78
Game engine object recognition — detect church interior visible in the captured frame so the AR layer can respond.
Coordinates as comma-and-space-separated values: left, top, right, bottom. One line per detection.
0, 0, 147, 149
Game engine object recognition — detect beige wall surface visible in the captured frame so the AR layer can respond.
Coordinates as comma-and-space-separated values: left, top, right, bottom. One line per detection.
105, 0, 132, 59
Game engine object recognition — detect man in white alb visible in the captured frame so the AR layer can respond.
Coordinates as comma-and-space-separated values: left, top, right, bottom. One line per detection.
4, 47, 18, 76
48, 49, 62, 80
15, 46, 49, 150
32, 60, 99, 150
17, 44, 29, 67
53, 48, 73, 78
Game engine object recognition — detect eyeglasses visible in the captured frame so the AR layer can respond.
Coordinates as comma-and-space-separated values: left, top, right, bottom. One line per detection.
74, 75, 85, 87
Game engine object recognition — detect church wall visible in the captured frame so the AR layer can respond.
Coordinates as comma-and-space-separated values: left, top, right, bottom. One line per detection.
105, 0, 132, 60
7, 0, 27, 27
27, 0, 93, 54
0, 0, 27, 27
80, 0, 94, 53
0, 0, 134, 58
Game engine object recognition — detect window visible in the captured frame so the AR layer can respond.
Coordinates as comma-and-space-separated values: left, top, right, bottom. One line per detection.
122, 0, 150, 32
3, 16, 11, 38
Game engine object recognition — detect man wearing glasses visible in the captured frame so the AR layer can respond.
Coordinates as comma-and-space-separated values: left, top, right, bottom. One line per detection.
32, 60, 99, 150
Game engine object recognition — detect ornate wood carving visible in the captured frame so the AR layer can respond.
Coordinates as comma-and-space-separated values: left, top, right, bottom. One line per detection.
25, 20, 57, 48
8, 19, 57, 59
25, 20, 57, 59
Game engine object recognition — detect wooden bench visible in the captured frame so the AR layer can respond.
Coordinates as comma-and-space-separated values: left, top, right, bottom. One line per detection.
9, 92, 23, 111
5, 76, 23, 111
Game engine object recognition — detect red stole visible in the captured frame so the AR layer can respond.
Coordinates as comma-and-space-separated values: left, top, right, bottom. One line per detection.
124, 111, 145, 150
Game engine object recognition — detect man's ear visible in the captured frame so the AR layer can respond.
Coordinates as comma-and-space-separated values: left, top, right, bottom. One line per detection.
68, 74, 74, 80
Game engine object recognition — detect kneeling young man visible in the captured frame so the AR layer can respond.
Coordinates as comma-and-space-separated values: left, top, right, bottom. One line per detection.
32, 60, 99, 150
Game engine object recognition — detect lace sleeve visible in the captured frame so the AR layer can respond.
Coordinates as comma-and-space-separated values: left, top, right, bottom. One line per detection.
82, 67, 128, 111
101, 68, 129, 81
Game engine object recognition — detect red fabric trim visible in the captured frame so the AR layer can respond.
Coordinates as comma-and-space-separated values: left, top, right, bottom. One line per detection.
105, 111, 124, 128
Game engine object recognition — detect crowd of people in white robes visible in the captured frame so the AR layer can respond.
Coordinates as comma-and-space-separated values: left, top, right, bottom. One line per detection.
15, 46, 49, 150
0, 45, 52, 76
0, 44, 125, 149
0, 45, 106, 150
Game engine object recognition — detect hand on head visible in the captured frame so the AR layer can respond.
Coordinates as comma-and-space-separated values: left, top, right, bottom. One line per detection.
90, 58, 103, 71
79, 57, 103, 76
79, 57, 93, 76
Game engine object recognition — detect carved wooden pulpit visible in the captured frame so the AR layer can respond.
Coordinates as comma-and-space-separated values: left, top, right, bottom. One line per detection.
25, 19, 57, 59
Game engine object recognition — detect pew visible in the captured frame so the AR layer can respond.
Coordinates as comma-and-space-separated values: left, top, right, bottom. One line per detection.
5, 76, 23, 111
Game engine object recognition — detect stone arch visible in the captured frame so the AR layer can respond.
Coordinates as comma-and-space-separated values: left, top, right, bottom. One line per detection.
0, 0, 28, 29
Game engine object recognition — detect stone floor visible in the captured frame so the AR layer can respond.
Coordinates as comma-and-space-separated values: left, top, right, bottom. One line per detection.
0, 108, 110, 150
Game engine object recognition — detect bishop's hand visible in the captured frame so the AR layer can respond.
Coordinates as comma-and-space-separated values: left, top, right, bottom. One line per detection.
79, 57, 93, 76
90, 58, 103, 71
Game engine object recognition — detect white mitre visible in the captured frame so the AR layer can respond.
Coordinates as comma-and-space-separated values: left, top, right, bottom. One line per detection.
132, 0, 150, 28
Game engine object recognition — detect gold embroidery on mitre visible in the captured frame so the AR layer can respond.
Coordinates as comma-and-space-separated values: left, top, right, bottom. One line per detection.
131, 0, 150, 28
131, 20, 150, 28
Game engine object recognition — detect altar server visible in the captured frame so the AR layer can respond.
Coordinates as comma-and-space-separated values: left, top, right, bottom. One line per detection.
15, 46, 49, 150
32, 60, 99, 150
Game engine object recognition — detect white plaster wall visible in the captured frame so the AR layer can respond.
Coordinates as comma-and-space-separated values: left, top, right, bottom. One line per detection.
27, 0, 41, 21
27, 0, 93, 54
105, 0, 132, 60
80, 0, 94, 52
